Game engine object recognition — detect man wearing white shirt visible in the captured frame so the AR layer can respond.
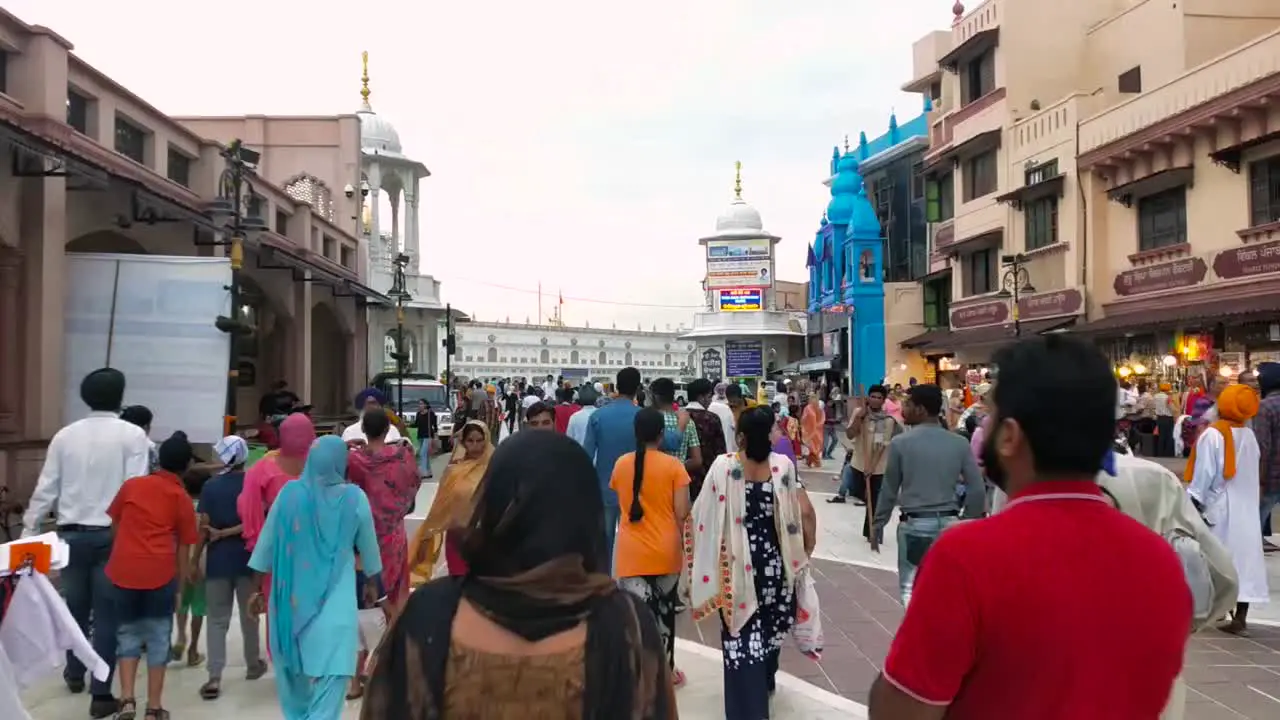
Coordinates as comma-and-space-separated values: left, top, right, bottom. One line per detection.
340, 388, 403, 444
22, 368, 151, 718
708, 382, 737, 452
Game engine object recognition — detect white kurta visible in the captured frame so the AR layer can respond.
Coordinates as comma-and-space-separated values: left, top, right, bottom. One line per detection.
1188, 426, 1270, 604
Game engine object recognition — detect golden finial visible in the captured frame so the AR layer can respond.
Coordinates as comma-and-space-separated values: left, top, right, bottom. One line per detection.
360, 51, 371, 109
733, 160, 743, 200
843, 134, 850, 153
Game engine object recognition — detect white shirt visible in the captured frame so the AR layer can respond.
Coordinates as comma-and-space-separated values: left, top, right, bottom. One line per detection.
707, 399, 737, 453
0, 646, 32, 720
521, 394, 541, 411
0, 571, 109, 687
22, 413, 151, 533
341, 415, 403, 444
565, 405, 596, 446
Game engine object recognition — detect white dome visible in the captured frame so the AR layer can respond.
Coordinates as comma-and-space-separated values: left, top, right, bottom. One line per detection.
358, 109, 402, 154
714, 199, 764, 236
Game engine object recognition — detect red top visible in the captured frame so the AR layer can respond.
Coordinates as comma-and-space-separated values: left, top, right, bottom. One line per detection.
882, 480, 1191, 720
106, 470, 200, 590
554, 403, 581, 434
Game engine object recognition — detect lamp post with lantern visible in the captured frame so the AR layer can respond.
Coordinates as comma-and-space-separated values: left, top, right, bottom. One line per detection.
995, 253, 1036, 337
207, 139, 267, 436
387, 252, 413, 414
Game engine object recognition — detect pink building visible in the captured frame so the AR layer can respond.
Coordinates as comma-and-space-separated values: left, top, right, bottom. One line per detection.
0, 9, 380, 500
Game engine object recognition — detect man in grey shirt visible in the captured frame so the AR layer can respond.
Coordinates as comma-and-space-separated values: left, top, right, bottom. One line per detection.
873, 384, 985, 606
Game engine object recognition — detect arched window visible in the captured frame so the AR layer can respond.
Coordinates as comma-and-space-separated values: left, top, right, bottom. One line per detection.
598, 350, 607, 365
283, 173, 335, 222
570, 350, 580, 364
664, 353, 672, 366
486, 347, 497, 362
539, 348, 550, 364
624, 351, 633, 366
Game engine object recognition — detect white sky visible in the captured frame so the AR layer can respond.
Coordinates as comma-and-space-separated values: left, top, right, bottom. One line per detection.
10, 0, 948, 329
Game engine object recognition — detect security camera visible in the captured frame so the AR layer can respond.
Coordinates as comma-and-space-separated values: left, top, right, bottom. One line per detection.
360, 180, 371, 197
343, 184, 355, 199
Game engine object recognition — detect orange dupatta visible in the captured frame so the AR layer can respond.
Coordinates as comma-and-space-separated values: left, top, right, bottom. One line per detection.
407, 421, 493, 585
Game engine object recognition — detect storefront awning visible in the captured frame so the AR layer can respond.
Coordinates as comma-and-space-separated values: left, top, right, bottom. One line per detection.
1072, 295, 1280, 335
0, 121, 110, 189
902, 317, 1076, 351
1210, 129, 1280, 173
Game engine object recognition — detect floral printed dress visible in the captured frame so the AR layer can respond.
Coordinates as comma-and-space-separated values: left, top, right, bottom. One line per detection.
721, 477, 796, 719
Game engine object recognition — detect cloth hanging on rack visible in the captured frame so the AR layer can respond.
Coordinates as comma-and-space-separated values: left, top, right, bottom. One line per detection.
0, 572, 107, 687
0, 575, 17, 622
0, 645, 33, 720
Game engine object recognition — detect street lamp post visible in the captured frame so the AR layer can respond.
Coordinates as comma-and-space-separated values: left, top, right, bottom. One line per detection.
996, 253, 1037, 337
388, 252, 413, 415
207, 139, 266, 436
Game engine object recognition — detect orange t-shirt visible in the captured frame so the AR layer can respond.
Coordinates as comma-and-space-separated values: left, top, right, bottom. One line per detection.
106, 470, 200, 590
610, 450, 691, 578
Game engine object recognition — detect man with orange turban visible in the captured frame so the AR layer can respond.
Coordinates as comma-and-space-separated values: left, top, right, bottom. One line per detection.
1187, 383, 1269, 635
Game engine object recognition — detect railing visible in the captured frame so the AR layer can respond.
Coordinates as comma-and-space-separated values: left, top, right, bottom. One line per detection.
1079, 27, 1280, 154
953, 0, 1001, 44
1011, 94, 1086, 160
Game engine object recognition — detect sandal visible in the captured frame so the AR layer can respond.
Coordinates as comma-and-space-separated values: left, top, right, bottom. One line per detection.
246, 659, 269, 681
117, 698, 138, 720
199, 680, 220, 701
346, 676, 366, 701
144, 708, 170, 720
187, 649, 205, 667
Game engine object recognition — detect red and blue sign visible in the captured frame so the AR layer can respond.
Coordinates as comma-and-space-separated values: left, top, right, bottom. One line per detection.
719, 288, 763, 312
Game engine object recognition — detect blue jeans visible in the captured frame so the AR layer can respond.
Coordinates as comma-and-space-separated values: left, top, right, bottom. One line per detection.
60, 528, 117, 695
1262, 491, 1280, 537
822, 425, 839, 458
896, 514, 956, 607
418, 438, 433, 477
117, 615, 173, 668
603, 504, 621, 573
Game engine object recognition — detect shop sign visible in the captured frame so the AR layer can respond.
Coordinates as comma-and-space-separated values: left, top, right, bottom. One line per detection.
1212, 240, 1280, 280
1017, 288, 1084, 321
950, 299, 1009, 329
700, 348, 723, 382
718, 288, 762, 312
1113, 257, 1207, 297
724, 340, 764, 377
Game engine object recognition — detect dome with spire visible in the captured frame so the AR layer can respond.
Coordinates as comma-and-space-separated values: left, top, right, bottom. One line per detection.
357, 51, 403, 155
713, 161, 765, 236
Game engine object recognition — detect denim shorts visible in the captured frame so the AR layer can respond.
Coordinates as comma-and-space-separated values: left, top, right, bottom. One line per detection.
117, 616, 173, 667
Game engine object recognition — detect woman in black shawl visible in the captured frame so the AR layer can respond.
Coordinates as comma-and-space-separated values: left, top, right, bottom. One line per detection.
361, 430, 676, 719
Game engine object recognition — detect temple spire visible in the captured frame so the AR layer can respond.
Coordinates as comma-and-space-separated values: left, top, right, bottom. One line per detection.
733, 160, 743, 200
360, 51, 372, 111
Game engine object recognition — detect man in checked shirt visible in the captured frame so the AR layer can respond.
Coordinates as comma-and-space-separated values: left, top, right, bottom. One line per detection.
1252, 362, 1280, 553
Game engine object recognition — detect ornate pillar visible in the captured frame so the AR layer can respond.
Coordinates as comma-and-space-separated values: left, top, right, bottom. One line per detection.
0, 246, 22, 436
406, 174, 420, 274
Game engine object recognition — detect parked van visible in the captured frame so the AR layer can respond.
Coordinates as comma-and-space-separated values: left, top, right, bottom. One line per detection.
370, 373, 454, 446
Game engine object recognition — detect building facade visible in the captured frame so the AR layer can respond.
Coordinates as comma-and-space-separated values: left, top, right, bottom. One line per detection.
0, 9, 378, 498
177, 53, 448, 383
680, 164, 805, 388
446, 320, 695, 386
895, 0, 1280, 387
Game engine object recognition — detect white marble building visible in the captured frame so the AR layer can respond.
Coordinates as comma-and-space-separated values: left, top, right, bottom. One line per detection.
446, 320, 697, 385
356, 54, 447, 377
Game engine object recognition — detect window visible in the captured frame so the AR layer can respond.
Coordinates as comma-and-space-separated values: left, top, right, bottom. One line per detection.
1248, 156, 1280, 227
964, 151, 998, 201
66, 88, 91, 133
340, 246, 354, 269
322, 235, 337, 259
114, 116, 148, 164
926, 173, 955, 222
598, 351, 607, 364
1118, 66, 1142, 94
487, 347, 498, 362
0, 50, 7, 94
962, 49, 996, 105
1137, 187, 1188, 251
929, 81, 942, 103
275, 209, 289, 235
624, 352, 633, 365
963, 248, 996, 296
539, 349, 550, 364
570, 350, 580, 364
1025, 196, 1058, 251
1025, 159, 1058, 185
166, 147, 191, 187
922, 277, 951, 328
664, 353, 672, 365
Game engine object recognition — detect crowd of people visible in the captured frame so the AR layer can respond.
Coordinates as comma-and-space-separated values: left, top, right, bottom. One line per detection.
13, 332, 1278, 720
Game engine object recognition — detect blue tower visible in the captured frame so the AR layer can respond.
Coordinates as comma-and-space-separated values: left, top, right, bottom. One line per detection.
826, 144, 885, 393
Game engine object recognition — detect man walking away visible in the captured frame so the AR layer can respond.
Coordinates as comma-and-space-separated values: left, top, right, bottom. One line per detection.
23, 368, 152, 719
583, 367, 643, 567
649, 378, 702, 477
1251, 362, 1280, 552
871, 384, 983, 606
683, 379, 727, 500
566, 385, 599, 447
707, 382, 737, 453
869, 336, 1193, 720
823, 385, 847, 460
504, 388, 519, 436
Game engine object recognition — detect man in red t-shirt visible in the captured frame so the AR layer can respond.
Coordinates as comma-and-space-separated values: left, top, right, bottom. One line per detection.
553, 386, 582, 434
869, 336, 1192, 720
106, 431, 200, 718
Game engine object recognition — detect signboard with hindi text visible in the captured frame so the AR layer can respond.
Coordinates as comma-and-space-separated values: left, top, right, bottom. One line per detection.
706, 238, 773, 289
725, 339, 764, 377
718, 288, 763, 312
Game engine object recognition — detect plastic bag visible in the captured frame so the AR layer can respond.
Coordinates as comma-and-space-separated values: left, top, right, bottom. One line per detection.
793, 566, 823, 660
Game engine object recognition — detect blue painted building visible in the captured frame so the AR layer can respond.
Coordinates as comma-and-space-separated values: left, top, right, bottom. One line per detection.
804, 99, 931, 392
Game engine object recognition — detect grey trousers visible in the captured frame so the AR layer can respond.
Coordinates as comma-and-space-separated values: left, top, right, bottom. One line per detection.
205, 575, 262, 680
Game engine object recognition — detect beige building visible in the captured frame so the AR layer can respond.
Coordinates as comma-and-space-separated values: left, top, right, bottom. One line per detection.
897, 0, 1280, 380
0, 9, 384, 498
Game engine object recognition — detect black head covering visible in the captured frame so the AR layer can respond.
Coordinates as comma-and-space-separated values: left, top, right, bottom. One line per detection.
1259, 362, 1280, 396
157, 431, 193, 473
81, 368, 126, 412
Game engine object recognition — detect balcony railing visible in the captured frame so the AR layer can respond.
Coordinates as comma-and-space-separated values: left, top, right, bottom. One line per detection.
1080, 27, 1280, 155
1010, 93, 1092, 162
953, 0, 1001, 45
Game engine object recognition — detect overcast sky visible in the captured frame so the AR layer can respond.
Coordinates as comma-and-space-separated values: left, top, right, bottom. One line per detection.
11, 0, 948, 329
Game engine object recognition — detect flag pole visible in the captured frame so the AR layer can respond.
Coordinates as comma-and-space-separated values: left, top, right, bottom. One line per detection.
538, 281, 542, 326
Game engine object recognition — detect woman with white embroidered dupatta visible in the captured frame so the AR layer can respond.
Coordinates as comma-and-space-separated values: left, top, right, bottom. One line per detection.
684, 406, 816, 719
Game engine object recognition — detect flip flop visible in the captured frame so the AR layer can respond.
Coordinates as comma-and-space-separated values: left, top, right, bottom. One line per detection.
118, 699, 138, 720
187, 650, 205, 667
246, 659, 268, 681
169, 643, 186, 663
199, 681, 220, 701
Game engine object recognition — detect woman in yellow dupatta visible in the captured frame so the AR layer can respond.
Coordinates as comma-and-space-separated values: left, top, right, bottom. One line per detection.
408, 421, 493, 585
799, 395, 825, 468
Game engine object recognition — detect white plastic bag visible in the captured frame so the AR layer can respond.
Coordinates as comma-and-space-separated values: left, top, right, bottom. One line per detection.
793, 566, 823, 660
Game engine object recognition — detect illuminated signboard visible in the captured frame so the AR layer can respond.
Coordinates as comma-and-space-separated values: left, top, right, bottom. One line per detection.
719, 288, 763, 312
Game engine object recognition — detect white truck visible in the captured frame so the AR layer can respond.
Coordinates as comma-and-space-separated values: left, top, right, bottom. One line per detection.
372, 374, 455, 450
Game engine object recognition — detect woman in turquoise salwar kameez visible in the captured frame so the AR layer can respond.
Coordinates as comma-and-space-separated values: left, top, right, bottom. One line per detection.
248, 435, 382, 720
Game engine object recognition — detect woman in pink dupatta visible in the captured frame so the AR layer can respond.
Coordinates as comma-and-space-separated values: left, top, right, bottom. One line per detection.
345, 410, 419, 610
237, 413, 313, 657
